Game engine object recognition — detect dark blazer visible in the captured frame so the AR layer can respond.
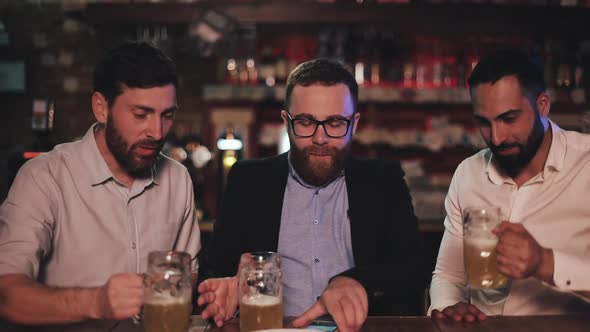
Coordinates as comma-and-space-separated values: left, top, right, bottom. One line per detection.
202, 153, 425, 315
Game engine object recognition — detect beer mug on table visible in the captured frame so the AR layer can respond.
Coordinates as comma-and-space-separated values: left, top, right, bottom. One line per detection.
142, 251, 193, 332
239, 252, 283, 332
463, 207, 508, 289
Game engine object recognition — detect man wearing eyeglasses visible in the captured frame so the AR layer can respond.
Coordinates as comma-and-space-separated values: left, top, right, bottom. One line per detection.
198, 58, 424, 332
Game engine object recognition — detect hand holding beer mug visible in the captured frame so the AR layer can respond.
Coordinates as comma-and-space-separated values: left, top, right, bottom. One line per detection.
239, 252, 283, 332
143, 251, 193, 332
463, 207, 508, 289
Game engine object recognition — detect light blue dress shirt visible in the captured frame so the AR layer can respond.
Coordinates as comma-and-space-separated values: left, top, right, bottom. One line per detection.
277, 156, 355, 316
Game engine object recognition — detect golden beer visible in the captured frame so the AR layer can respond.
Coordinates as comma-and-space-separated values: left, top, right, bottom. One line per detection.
463, 206, 507, 289
240, 294, 283, 332
143, 298, 192, 332
464, 236, 508, 289
143, 251, 194, 332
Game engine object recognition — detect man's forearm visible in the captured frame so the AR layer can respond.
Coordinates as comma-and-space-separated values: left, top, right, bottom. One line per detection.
0, 274, 99, 325
534, 248, 555, 285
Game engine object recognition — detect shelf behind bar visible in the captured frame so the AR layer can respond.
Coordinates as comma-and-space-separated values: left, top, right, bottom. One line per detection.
203, 85, 472, 104
203, 85, 586, 106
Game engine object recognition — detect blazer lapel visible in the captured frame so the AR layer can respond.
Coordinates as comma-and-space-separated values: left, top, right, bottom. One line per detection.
265, 153, 290, 251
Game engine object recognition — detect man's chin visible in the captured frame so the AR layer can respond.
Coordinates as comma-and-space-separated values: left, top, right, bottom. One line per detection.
301, 171, 335, 187
307, 153, 335, 166
127, 157, 157, 176
495, 157, 524, 176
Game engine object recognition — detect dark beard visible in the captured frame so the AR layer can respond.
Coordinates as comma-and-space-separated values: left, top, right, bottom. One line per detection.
490, 111, 545, 178
290, 141, 350, 187
105, 116, 163, 178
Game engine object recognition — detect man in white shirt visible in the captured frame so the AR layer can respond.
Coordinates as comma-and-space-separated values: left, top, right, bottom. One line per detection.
0, 42, 200, 331
429, 48, 590, 322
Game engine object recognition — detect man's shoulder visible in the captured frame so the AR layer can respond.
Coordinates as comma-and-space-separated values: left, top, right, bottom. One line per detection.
348, 157, 402, 174
20, 139, 83, 174
157, 153, 189, 175
232, 153, 286, 173
560, 128, 590, 154
455, 149, 490, 172
9, 140, 85, 197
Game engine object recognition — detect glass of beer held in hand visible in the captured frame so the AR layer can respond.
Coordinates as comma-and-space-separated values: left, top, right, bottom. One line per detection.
239, 252, 283, 332
143, 251, 193, 332
463, 207, 508, 289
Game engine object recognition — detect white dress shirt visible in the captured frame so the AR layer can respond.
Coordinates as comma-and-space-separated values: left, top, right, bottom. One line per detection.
429, 121, 590, 315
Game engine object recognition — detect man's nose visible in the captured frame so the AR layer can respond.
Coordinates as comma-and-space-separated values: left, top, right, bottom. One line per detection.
311, 123, 329, 145
490, 123, 506, 147
148, 117, 163, 140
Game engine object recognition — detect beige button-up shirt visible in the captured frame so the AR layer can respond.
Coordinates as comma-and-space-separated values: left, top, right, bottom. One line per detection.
429, 121, 590, 315
0, 124, 201, 288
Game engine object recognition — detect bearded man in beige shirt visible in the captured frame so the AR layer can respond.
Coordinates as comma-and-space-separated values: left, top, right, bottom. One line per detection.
0, 42, 200, 331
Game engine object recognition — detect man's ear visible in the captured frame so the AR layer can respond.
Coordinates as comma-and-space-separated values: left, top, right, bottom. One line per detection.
280, 110, 289, 129
91, 92, 109, 124
536, 92, 551, 118
351, 112, 361, 136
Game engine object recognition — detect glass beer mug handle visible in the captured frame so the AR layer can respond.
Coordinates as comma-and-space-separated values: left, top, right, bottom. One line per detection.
132, 307, 144, 325
132, 273, 151, 325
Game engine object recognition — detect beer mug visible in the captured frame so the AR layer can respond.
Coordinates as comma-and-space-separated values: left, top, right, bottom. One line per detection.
238, 252, 283, 332
142, 251, 193, 332
463, 207, 508, 289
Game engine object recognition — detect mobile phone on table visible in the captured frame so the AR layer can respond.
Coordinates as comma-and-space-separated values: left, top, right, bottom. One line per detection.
306, 316, 338, 332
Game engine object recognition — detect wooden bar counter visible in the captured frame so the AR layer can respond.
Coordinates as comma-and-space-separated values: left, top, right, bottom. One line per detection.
190, 315, 590, 332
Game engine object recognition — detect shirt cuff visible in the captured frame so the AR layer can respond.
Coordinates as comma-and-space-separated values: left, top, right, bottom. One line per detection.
428, 279, 467, 315
552, 250, 590, 291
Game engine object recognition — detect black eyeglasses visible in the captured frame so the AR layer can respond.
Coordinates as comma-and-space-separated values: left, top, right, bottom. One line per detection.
286, 112, 354, 138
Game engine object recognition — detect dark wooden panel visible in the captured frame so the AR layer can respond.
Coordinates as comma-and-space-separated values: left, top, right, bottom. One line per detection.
85, 2, 590, 37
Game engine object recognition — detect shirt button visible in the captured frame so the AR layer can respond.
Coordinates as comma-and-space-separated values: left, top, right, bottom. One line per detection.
313, 220, 319, 225
132, 243, 136, 249
566, 280, 571, 286
314, 258, 320, 263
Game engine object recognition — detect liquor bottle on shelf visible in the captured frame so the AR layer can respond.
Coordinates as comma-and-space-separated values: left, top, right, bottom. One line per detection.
258, 45, 276, 87
354, 29, 369, 85
275, 49, 289, 84
246, 57, 258, 85
225, 58, 239, 84
574, 52, 584, 88
380, 28, 403, 87
368, 28, 381, 86
543, 40, 556, 90
555, 43, 572, 89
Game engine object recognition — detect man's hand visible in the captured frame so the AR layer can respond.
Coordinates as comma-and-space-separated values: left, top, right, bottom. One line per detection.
431, 302, 486, 322
292, 277, 368, 332
494, 222, 554, 283
93, 273, 144, 320
197, 276, 239, 327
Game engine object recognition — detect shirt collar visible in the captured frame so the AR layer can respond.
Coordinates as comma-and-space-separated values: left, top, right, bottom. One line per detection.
485, 119, 564, 185
287, 151, 344, 190
81, 123, 159, 187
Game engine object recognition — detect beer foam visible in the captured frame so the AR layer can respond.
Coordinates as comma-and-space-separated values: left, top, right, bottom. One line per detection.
465, 236, 497, 249
145, 292, 190, 305
241, 294, 281, 306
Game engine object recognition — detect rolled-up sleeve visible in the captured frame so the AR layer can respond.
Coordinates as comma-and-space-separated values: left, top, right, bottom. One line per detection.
0, 161, 55, 279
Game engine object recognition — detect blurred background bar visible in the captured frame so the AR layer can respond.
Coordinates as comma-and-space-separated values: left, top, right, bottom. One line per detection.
1, 0, 590, 284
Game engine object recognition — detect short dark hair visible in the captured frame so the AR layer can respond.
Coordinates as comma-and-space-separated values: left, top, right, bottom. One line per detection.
468, 48, 545, 101
285, 58, 358, 113
93, 41, 178, 106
